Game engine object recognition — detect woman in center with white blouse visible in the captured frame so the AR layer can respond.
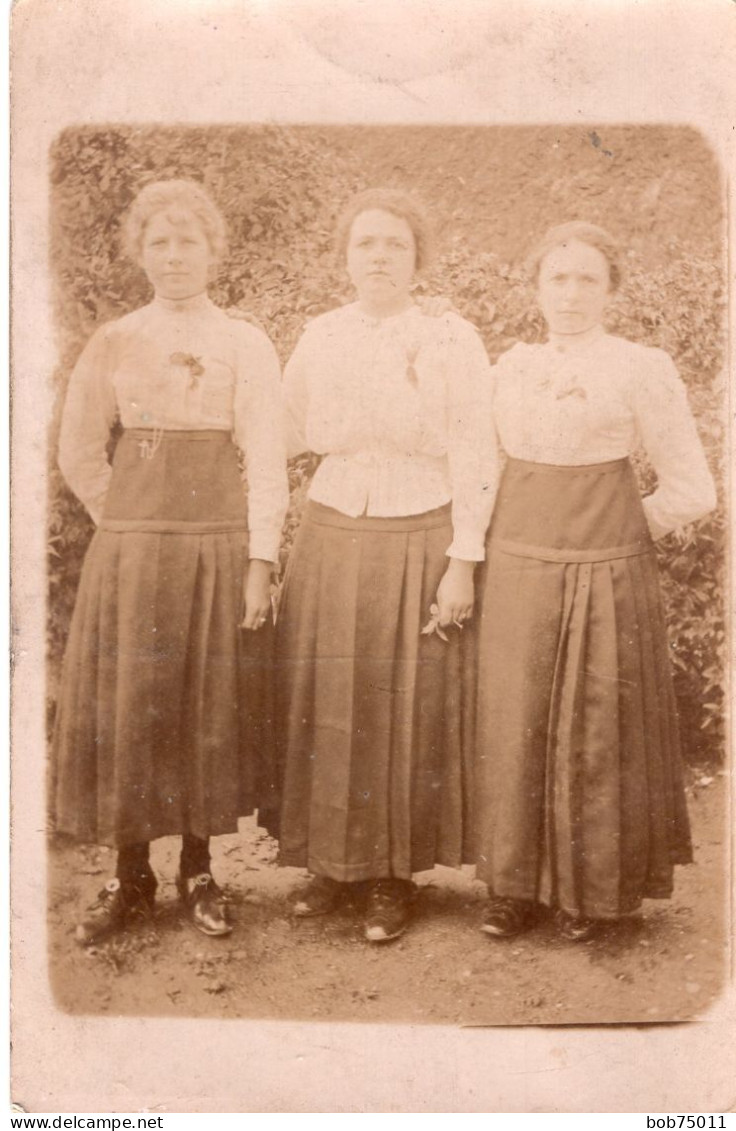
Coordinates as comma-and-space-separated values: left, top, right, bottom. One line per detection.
275, 188, 497, 942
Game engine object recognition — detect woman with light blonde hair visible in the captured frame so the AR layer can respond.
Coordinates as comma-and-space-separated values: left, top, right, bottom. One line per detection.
53, 179, 289, 945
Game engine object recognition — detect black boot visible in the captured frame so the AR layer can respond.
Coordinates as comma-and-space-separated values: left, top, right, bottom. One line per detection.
177, 835, 231, 937
364, 879, 417, 942
75, 843, 156, 946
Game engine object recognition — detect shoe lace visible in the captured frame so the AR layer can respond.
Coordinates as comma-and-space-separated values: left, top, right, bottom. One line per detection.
555, 910, 593, 929
188, 873, 228, 903
488, 896, 516, 912
486, 897, 529, 929
371, 880, 409, 909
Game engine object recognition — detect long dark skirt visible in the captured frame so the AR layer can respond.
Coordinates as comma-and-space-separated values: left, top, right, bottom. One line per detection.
475, 457, 692, 919
53, 429, 277, 848
275, 501, 476, 882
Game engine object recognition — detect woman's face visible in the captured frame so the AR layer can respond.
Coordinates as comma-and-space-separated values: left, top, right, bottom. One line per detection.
140, 208, 216, 300
537, 239, 612, 336
346, 208, 417, 308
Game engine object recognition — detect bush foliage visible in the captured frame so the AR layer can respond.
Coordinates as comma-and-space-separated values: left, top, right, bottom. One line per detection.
48, 125, 726, 762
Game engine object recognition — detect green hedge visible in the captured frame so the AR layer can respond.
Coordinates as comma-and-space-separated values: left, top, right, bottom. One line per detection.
48, 126, 726, 762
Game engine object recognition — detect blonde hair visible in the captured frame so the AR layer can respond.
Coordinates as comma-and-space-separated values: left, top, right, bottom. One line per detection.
526, 221, 623, 291
123, 179, 228, 262
334, 188, 433, 272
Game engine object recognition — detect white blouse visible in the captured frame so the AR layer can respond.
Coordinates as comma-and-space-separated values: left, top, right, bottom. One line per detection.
283, 303, 498, 562
492, 329, 716, 539
58, 293, 289, 563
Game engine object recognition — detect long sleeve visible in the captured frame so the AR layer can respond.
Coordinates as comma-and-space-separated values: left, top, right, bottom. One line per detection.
282, 328, 312, 459
58, 324, 118, 524
634, 350, 717, 540
444, 318, 499, 561
232, 325, 290, 562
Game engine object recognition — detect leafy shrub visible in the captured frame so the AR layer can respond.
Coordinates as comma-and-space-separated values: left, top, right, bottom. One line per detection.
47, 126, 726, 763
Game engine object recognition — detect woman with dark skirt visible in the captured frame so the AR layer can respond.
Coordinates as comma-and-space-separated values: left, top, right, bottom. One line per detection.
475, 221, 716, 941
275, 188, 497, 942
53, 179, 289, 945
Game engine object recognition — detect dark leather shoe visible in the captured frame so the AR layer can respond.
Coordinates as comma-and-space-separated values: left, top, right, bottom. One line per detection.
554, 910, 598, 941
364, 879, 416, 942
292, 875, 352, 918
177, 872, 232, 937
75, 875, 155, 947
481, 896, 537, 938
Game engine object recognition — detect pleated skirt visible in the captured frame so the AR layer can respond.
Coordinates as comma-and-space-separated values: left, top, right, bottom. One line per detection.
475, 457, 692, 918
274, 500, 476, 882
52, 430, 277, 848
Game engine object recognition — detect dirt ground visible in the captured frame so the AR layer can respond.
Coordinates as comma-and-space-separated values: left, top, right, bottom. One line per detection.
48, 771, 729, 1027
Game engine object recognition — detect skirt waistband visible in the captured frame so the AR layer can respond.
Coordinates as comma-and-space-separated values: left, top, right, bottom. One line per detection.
305, 499, 452, 533
98, 519, 248, 534
490, 537, 653, 564
486, 454, 652, 557
123, 428, 233, 443
103, 428, 247, 525
504, 456, 631, 476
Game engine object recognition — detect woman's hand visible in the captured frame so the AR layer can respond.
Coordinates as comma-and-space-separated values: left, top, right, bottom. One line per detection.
241, 559, 273, 630
435, 559, 475, 627
416, 294, 456, 319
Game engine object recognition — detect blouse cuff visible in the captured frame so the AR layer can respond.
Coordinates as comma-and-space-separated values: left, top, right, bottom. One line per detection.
248, 529, 282, 564
641, 498, 673, 542
446, 535, 486, 563
642, 480, 717, 542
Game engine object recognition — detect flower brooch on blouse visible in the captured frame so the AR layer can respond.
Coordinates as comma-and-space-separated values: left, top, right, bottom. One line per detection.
535, 374, 588, 401
405, 344, 421, 387
170, 352, 205, 390
536, 355, 588, 401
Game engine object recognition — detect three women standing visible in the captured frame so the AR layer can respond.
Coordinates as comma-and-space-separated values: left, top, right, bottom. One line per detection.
54, 180, 289, 943
55, 179, 715, 951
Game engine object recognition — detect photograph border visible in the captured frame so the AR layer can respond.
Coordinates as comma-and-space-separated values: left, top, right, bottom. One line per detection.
10, 0, 736, 1113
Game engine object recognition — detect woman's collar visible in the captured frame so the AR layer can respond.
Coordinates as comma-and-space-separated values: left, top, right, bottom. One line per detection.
545, 324, 607, 356
153, 291, 213, 315
352, 300, 419, 328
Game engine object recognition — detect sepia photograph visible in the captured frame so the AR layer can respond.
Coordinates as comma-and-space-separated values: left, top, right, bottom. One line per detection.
44, 122, 727, 1027
9, 0, 735, 1115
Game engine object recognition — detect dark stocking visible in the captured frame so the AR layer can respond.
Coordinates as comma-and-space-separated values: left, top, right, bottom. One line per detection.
179, 834, 212, 879
116, 842, 152, 884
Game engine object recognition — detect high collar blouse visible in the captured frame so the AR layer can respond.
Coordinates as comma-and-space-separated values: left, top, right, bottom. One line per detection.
283, 302, 498, 562
58, 293, 289, 562
492, 329, 716, 539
